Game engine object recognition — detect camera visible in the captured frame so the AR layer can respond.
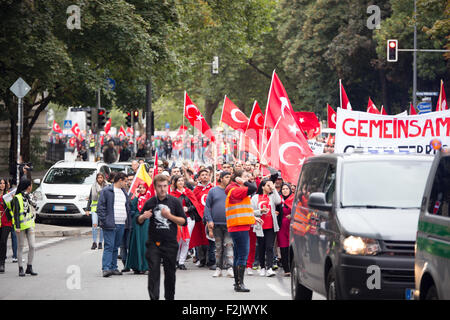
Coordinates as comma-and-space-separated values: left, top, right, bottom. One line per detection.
18, 162, 33, 172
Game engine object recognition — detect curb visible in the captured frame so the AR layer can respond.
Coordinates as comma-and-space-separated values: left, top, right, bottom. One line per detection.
35, 228, 92, 238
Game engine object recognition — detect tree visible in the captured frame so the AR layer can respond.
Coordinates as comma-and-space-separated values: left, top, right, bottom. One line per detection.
0, 0, 177, 176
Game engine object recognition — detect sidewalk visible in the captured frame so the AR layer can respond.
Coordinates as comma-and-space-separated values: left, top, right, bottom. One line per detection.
34, 223, 92, 237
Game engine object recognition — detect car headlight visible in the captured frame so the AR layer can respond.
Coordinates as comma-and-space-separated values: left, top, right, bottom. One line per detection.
342, 236, 380, 255
34, 190, 43, 201
78, 194, 90, 201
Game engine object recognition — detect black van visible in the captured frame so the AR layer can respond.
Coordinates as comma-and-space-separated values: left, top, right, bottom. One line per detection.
289, 153, 433, 299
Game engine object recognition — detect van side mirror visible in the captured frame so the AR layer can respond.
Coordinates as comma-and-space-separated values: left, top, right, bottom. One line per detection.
308, 192, 332, 212
33, 179, 41, 185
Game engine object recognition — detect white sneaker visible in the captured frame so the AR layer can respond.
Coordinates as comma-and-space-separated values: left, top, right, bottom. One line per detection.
212, 268, 222, 277
226, 267, 234, 278
266, 268, 276, 277
247, 267, 253, 276
259, 268, 266, 277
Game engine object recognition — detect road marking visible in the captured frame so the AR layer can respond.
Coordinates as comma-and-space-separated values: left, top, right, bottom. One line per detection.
267, 283, 290, 297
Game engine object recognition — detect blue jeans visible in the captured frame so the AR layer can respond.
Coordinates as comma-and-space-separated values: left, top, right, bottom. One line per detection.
10, 230, 17, 259
230, 230, 250, 267
91, 212, 104, 243
102, 224, 125, 271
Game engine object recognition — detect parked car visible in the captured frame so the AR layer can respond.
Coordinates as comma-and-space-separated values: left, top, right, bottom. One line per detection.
414, 150, 450, 300
290, 153, 433, 300
107, 161, 150, 175
33, 161, 111, 220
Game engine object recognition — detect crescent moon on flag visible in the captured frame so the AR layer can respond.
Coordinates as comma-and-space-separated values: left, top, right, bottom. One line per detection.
254, 113, 263, 127
231, 109, 246, 123
201, 194, 207, 206
279, 142, 303, 166
331, 113, 336, 124
185, 104, 197, 119
280, 97, 290, 118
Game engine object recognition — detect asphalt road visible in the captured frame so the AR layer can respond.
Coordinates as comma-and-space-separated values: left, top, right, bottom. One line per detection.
0, 233, 325, 300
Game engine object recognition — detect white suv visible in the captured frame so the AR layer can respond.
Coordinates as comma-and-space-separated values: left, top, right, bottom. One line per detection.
33, 161, 111, 220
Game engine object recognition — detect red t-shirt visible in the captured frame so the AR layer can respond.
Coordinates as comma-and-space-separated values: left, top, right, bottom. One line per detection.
258, 194, 273, 229
0, 200, 12, 227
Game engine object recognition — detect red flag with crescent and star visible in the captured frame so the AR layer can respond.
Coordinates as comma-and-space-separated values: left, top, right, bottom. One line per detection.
220, 96, 249, 132
367, 97, 380, 114
339, 80, 352, 110
52, 120, 63, 134
327, 104, 337, 129
71, 122, 81, 139
104, 118, 112, 134
184, 92, 215, 142
244, 101, 270, 159
262, 108, 313, 185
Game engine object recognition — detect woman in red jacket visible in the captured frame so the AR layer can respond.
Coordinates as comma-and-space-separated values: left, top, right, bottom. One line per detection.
225, 169, 262, 292
170, 175, 202, 270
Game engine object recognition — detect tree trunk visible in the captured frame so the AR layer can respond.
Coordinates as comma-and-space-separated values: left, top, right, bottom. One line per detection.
204, 98, 220, 128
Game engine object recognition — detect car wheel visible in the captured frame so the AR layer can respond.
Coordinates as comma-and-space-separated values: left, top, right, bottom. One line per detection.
291, 259, 312, 300
425, 285, 438, 300
326, 267, 340, 300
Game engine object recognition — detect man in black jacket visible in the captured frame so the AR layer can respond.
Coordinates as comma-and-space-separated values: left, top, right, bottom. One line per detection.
137, 174, 187, 300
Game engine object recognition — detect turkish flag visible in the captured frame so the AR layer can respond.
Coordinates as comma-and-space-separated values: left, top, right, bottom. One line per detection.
294, 112, 320, 132
220, 96, 248, 132
327, 104, 337, 129
367, 97, 380, 114
118, 126, 127, 137
409, 102, 417, 115
176, 125, 188, 136
245, 101, 270, 158
239, 132, 260, 158
339, 80, 352, 110
436, 80, 447, 111
126, 127, 134, 135
380, 105, 387, 115
69, 137, 76, 147
104, 118, 112, 134
264, 71, 296, 130
262, 108, 313, 184
184, 92, 215, 142
71, 123, 81, 138
52, 120, 63, 134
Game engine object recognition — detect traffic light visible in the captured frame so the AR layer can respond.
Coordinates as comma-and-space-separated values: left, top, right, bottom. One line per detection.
98, 108, 106, 127
387, 39, 398, 62
86, 108, 93, 128
211, 56, 219, 74
126, 112, 131, 127
133, 110, 139, 123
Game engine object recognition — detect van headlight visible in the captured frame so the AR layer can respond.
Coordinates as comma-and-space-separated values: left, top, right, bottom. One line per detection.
78, 194, 90, 201
342, 236, 380, 255
34, 190, 43, 201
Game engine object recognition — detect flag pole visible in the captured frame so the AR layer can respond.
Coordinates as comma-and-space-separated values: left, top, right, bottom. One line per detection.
183, 91, 186, 161
339, 79, 342, 109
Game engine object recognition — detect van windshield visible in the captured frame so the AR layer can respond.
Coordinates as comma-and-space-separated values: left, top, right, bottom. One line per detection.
43, 168, 97, 185
341, 160, 432, 209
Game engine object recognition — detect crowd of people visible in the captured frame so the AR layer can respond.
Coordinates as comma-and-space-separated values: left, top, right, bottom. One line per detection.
83, 154, 302, 299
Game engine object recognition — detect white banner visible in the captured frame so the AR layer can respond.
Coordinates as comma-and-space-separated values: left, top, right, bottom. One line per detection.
335, 108, 450, 154
308, 140, 325, 155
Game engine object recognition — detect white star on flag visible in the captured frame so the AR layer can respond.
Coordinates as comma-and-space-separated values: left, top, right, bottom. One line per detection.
288, 124, 300, 135
298, 157, 305, 165
196, 114, 203, 121
299, 117, 305, 123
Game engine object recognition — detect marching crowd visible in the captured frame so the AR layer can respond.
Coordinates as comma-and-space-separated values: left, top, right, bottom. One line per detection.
85, 157, 297, 300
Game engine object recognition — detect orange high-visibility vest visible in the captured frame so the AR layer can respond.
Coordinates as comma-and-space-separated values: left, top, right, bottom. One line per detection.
225, 188, 255, 228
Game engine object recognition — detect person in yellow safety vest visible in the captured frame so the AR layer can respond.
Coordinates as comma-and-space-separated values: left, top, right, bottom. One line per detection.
86, 173, 108, 250
224, 169, 263, 292
12, 179, 37, 277
0, 178, 14, 273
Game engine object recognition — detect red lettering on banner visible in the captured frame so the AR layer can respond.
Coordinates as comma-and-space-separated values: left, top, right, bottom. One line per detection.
369, 120, 383, 138
383, 120, 393, 138
393, 119, 398, 138
409, 120, 421, 137
436, 118, 450, 136
358, 120, 368, 137
343, 119, 356, 136
422, 119, 435, 137
398, 119, 409, 138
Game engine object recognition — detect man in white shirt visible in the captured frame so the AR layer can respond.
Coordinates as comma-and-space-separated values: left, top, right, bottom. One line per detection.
97, 172, 131, 277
